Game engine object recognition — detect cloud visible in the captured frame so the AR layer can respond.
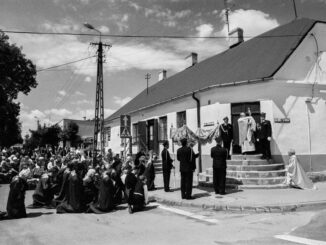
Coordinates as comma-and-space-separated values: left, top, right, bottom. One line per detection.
219, 9, 279, 38
44, 108, 72, 117
20, 106, 116, 136
98, 25, 110, 34
9, 9, 279, 78
74, 91, 86, 96
128, 1, 141, 11
79, 0, 90, 4
196, 24, 214, 38
71, 99, 93, 105
20, 109, 48, 135
113, 96, 132, 106
111, 14, 129, 32
58, 90, 67, 96
144, 6, 191, 27
84, 76, 92, 83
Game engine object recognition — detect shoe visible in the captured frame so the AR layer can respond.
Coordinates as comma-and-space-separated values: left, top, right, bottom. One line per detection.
186, 196, 195, 200
165, 190, 173, 192
128, 204, 133, 214
219, 192, 226, 195
181, 196, 186, 199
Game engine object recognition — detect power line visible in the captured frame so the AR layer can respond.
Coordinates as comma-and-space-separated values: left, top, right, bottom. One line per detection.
2, 29, 305, 39
37, 56, 96, 72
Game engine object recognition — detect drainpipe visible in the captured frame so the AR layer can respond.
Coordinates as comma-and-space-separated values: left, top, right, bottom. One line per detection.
192, 92, 202, 173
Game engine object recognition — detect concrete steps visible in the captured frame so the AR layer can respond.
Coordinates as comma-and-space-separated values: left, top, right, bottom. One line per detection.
228, 164, 284, 171
231, 154, 263, 160
205, 168, 286, 178
154, 160, 163, 174
199, 154, 288, 189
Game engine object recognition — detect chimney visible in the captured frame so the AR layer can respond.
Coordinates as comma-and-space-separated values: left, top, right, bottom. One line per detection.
158, 70, 167, 81
185, 52, 198, 69
228, 28, 244, 48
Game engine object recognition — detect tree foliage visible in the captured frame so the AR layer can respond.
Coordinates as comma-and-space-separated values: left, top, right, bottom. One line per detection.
0, 30, 37, 147
25, 124, 62, 150
60, 122, 82, 147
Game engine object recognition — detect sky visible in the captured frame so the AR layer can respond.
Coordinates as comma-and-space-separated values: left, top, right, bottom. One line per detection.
1, 0, 326, 136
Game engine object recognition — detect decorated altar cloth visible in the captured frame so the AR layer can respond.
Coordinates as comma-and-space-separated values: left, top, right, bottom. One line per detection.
171, 125, 220, 146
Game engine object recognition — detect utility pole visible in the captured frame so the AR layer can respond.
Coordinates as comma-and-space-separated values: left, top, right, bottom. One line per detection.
84, 23, 111, 163
145, 73, 151, 95
292, 0, 298, 19
91, 41, 111, 161
224, 0, 230, 35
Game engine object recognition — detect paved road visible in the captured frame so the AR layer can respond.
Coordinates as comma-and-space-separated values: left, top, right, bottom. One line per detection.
0, 184, 326, 245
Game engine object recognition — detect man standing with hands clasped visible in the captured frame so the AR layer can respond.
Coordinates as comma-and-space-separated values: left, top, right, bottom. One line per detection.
177, 138, 198, 200
219, 116, 233, 159
161, 141, 174, 192
211, 137, 228, 195
257, 112, 272, 160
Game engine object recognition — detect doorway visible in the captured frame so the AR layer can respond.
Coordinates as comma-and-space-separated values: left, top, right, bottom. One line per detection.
146, 119, 159, 155
231, 102, 260, 154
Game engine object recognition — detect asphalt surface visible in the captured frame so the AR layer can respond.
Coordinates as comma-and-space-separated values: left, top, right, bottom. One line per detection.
0, 184, 326, 245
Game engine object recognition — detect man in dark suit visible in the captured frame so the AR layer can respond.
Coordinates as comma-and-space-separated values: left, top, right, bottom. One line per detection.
210, 137, 228, 195
177, 138, 197, 199
161, 141, 174, 192
257, 112, 272, 160
219, 116, 233, 159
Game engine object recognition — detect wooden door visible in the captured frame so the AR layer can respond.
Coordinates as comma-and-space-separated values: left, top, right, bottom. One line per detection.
153, 119, 159, 155
137, 121, 147, 152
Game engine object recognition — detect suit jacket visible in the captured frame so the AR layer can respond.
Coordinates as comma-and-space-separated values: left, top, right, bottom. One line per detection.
211, 145, 228, 169
177, 146, 196, 172
259, 120, 272, 139
219, 123, 233, 142
161, 148, 173, 170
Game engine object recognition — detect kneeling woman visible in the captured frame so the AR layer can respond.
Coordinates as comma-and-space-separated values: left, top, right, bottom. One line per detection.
88, 170, 115, 213
285, 149, 316, 190
125, 165, 148, 214
1, 170, 29, 219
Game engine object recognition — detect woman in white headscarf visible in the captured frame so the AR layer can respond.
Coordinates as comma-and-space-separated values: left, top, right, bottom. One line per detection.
285, 149, 316, 190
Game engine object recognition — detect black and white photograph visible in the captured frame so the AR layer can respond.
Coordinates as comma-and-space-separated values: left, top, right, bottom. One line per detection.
1, 0, 326, 244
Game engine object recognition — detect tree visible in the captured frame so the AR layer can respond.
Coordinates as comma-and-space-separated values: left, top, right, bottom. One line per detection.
24, 125, 62, 150
60, 122, 82, 147
0, 30, 37, 147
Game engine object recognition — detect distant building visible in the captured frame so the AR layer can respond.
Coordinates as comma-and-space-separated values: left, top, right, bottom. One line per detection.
58, 119, 95, 147
104, 18, 326, 173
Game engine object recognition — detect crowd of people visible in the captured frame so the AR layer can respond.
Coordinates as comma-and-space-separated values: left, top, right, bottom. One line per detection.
0, 111, 316, 219
0, 145, 157, 219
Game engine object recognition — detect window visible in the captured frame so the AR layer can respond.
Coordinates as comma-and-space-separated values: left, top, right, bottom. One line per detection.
132, 123, 138, 144
106, 126, 111, 142
177, 111, 187, 128
158, 116, 168, 141
149, 125, 154, 141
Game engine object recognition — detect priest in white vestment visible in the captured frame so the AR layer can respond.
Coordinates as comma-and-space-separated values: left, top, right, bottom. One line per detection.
238, 112, 256, 153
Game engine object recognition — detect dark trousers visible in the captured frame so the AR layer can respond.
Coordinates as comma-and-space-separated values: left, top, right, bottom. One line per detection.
213, 168, 226, 194
180, 171, 193, 198
223, 140, 231, 159
163, 168, 171, 191
260, 138, 271, 159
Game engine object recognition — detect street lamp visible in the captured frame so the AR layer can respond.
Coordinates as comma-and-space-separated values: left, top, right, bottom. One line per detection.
83, 22, 102, 41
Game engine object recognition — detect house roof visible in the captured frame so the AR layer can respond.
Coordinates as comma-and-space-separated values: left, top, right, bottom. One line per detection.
106, 18, 318, 122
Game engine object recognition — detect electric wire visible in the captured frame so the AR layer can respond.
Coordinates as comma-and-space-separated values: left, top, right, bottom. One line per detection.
37, 56, 96, 72
2, 29, 305, 39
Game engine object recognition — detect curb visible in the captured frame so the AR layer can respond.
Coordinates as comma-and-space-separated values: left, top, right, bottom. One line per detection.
148, 195, 326, 213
